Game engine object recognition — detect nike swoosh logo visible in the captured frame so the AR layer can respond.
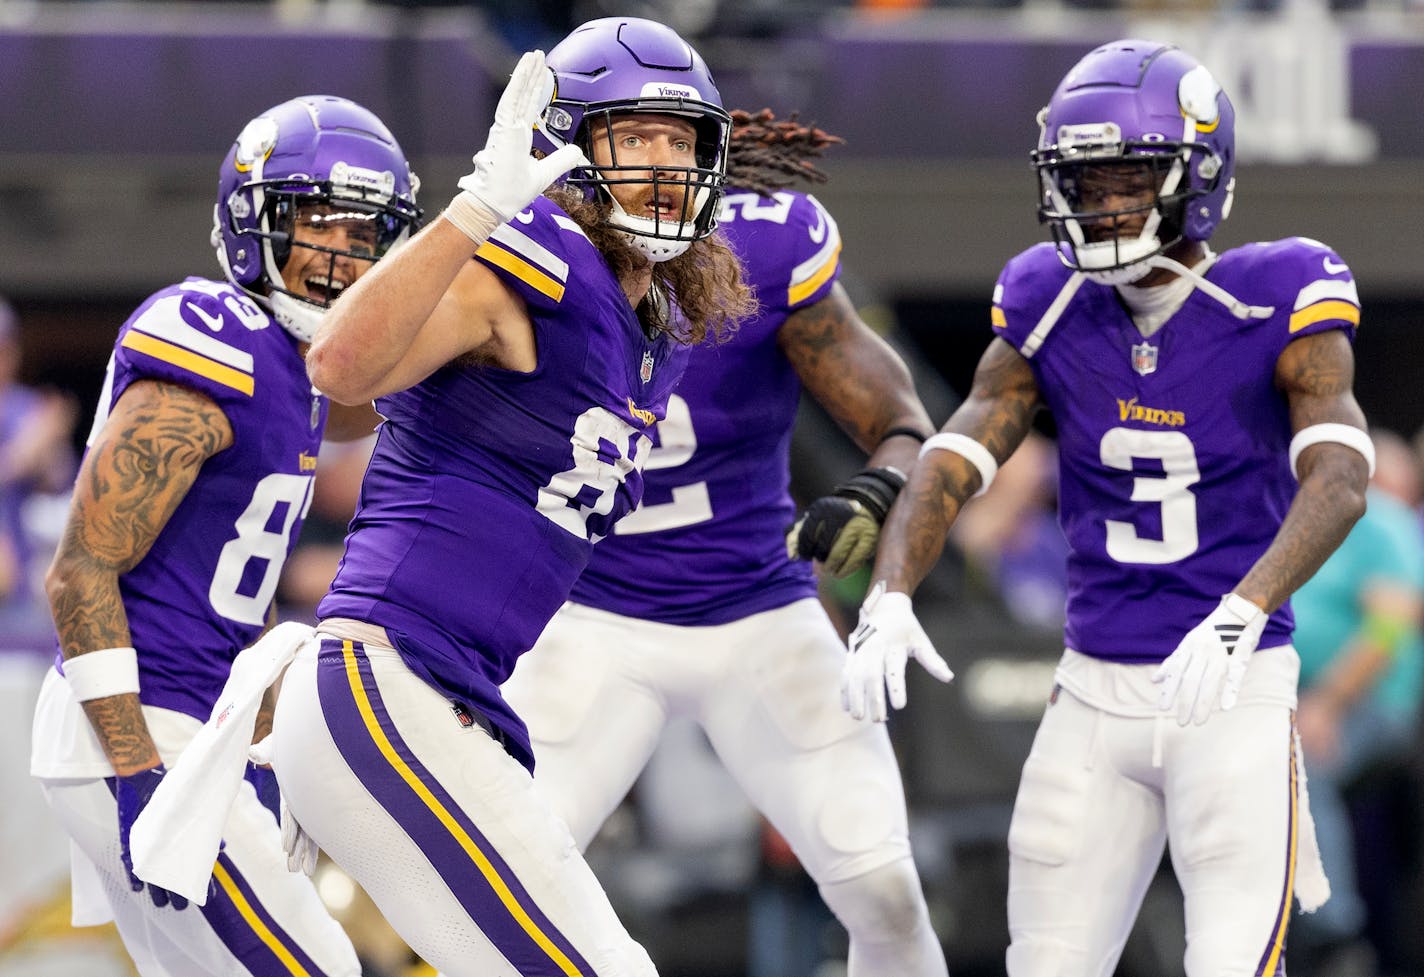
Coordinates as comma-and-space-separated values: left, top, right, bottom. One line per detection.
807, 207, 827, 244
1323, 257, 1349, 275
187, 303, 225, 332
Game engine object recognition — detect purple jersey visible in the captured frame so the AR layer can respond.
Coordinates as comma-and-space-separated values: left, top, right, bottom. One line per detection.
991, 238, 1361, 663
317, 196, 690, 768
569, 190, 842, 624
64, 277, 326, 719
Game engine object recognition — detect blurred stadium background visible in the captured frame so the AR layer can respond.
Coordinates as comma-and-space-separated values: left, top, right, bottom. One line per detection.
3, 1, 1424, 975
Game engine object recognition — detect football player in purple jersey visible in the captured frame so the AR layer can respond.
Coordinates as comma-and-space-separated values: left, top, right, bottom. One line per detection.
30, 96, 420, 976
272, 19, 752, 977
845, 40, 1372, 977
501, 108, 947, 977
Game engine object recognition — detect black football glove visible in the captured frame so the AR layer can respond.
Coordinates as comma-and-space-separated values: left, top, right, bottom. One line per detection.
786, 467, 906, 578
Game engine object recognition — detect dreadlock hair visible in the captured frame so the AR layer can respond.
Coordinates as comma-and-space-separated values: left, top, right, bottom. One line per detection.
546, 184, 753, 347
724, 108, 846, 198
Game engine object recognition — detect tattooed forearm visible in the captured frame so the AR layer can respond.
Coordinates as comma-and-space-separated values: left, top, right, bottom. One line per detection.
1235, 329, 1369, 611
80, 695, 162, 776
868, 339, 1041, 594
1237, 448, 1366, 611
49, 537, 130, 656
781, 284, 932, 455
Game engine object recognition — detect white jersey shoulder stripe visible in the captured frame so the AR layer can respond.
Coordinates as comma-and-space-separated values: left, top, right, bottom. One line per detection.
788, 197, 842, 306
488, 222, 571, 285
1293, 277, 1359, 312
129, 295, 256, 374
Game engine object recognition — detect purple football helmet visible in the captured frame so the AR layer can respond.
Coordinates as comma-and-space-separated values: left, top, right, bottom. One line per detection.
211, 95, 421, 341
536, 17, 731, 261
1033, 40, 1235, 283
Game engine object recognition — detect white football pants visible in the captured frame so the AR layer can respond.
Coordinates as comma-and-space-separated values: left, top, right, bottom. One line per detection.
1006, 682, 1303, 977
270, 636, 657, 977
504, 598, 945, 977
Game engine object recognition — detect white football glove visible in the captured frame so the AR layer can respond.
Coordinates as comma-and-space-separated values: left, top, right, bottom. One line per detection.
446, 50, 588, 238
1152, 592, 1267, 727
280, 796, 319, 877
842, 581, 954, 722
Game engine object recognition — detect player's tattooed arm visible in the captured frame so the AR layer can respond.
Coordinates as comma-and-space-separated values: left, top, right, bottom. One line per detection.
1234, 329, 1369, 613
780, 282, 933, 473
48, 379, 233, 776
869, 337, 1042, 595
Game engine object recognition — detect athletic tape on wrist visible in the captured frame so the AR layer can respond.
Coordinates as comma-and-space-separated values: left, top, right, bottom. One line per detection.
1288, 423, 1375, 480
442, 191, 503, 245
919, 432, 998, 497
64, 647, 140, 702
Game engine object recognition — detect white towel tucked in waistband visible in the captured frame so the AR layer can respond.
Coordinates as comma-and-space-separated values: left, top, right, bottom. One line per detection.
129, 621, 314, 905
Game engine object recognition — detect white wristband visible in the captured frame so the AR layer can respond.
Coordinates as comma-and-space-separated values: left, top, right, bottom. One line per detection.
920, 432, 998, 497
442, 191, 503, 246
64, 647, 140, 702
1222, 592, 1265, 624
1288, 423, 1375, 480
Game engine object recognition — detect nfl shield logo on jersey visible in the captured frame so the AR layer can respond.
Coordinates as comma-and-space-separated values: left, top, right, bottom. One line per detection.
1131, 341, 1159, 377
640, 350, 655, 384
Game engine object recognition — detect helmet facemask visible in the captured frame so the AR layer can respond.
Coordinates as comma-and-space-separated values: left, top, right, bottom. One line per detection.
562, 104, 730, 262
247, 182, 418, 340
1034, 132, 1219, 285
1030, 44, 1236, 285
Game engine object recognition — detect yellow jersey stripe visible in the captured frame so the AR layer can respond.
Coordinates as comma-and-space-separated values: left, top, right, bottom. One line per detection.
211, 861, 311, 976
340, 643, 585, 977
120, 331, 255, 396
476, 241, 566, 303
1289, 300, 1360, 334
991, 306, 1007, 329
787, 244, 841, 307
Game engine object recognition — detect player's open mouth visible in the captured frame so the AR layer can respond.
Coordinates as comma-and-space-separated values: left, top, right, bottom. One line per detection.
304, 275, 348, 304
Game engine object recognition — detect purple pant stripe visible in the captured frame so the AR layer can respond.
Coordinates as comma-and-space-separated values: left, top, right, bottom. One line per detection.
314, 638, 597, 977
197, 850, 333, 977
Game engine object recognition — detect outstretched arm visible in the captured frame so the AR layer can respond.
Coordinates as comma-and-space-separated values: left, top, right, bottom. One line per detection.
871, 337, 1042, 596
840, 337, 1041, 721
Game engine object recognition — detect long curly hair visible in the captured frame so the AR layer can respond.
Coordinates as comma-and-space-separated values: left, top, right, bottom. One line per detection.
724, 108, 845, 197
547, 185, 752, 346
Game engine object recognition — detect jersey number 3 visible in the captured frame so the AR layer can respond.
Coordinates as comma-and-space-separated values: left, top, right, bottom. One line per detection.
1100, 427, 1201, 565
